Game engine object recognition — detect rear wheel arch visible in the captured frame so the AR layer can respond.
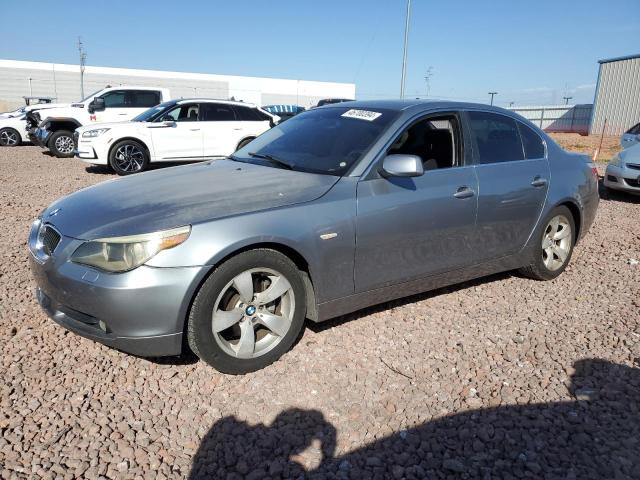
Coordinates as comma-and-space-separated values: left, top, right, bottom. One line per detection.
235, 136, 255, 151
557, 200, 582, 243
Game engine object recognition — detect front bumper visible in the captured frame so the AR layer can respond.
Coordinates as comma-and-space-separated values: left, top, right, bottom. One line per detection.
74, 132, 108, 164
30, 127, 51, 148
29, 228, 208, 357
604, 163, 640, 194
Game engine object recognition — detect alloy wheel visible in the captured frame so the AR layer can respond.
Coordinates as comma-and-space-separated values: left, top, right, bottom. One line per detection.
114, 144, 145, 172
0, 130, 18, 146
211, 268, 295, 359
541, 214, 572, 271
54, 135, 74, 154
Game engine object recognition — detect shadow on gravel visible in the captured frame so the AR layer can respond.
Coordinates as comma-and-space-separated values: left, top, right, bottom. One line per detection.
188, 358, 640, 479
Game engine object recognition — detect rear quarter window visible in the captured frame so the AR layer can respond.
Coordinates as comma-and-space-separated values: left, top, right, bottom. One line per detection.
517, 122, 546, 159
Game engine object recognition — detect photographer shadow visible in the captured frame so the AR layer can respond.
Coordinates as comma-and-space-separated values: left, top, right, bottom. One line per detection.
189, 358, 640, 479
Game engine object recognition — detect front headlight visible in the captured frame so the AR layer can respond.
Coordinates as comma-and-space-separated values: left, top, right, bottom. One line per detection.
82, 128, 110, 138
71, 225, 190, 272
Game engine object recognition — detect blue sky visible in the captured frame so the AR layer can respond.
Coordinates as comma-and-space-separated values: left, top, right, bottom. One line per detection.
1, 0, 638, 106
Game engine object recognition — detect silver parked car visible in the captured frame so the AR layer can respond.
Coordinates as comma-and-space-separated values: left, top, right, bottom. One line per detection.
29, 100, 600, 374
604, 141, 640, 194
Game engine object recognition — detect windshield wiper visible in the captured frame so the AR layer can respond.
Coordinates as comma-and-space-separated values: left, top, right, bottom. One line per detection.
248, 152, 293, 170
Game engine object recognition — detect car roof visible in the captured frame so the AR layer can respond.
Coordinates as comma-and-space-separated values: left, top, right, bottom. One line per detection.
320, 98, 514, 114
174, 98, 258, 108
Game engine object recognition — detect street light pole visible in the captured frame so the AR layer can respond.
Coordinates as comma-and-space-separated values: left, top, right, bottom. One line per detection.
488, 91, 498, 105
563, 96, 572, 105
400, 0, 412, 99
78, 37, 87, 99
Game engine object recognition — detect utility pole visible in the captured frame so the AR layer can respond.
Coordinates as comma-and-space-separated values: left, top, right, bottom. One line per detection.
424, 66, 434, 98
488, 91, 498, 105
400, 0, 412, 99
563, 96, 572, 105
77, 37, 87, 99
508, 101, 514, 107
27, 77, 33, 96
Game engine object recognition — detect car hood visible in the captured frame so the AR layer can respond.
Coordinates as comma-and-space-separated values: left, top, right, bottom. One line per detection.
76, 121, 132, 133
43, 160, 339, 239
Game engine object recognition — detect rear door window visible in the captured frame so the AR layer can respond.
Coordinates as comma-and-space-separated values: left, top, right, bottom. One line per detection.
468, 111, 524, 164
129, 90, 161, 108
200, 103, 236, 121
517, 122, 546, 159
233, 106, 265, 121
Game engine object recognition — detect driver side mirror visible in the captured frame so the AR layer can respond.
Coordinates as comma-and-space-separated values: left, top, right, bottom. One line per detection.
380, 154, 424, 178
88, 97, 105, 114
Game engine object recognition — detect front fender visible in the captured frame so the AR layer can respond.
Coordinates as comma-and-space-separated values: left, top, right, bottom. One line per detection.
146, 177, 358, 304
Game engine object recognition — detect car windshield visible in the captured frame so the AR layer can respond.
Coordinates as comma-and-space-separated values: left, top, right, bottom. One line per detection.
132, 102, 177, 122
232, 106, 398, 175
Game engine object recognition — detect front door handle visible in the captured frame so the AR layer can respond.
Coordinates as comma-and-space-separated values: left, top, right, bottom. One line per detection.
189, 128, 201, 131
454, 186, 475, 199
531, 176, 548, 187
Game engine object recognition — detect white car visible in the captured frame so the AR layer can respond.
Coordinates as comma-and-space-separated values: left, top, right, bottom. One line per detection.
0, 103, 63, 146
621, 122, 640, 149
28, 86, 171, 157
604, 142, 640, 194
75, 99, 278, 175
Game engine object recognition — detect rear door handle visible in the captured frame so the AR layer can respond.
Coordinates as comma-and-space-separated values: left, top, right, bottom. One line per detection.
454, 186, 475, 199
531, 176, 548, 187
189, 128, 201, 131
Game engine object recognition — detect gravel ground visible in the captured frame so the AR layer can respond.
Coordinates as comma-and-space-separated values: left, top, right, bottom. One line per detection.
0, 146, 639, 479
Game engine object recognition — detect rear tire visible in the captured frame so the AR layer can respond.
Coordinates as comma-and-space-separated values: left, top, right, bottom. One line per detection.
187, 249, 306, 374
0, 128, 21, 147
109, 139, 149, 175
236, 137, 255, 151
48, 130, 75, 157
518, 205, 576, 281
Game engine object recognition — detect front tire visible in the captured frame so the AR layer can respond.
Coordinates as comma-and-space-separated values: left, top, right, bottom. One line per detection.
48, 130, 75, 157
187, 249, 307, 374
519, 205, 575, 281
0, 128, 21, 147
109, 140, 149, 175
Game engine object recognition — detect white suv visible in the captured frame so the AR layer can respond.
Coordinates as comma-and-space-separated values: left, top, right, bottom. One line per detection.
75, 99, 278, 175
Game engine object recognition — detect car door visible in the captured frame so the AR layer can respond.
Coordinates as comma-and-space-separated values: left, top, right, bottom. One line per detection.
147, 102, 203, 160
354, 112, 479, 292
199, 103, 240, 157
232, 105, 272, 138
466, 110, 550, 262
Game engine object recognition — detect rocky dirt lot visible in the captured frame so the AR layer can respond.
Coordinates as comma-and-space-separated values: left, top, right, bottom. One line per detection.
0, 146, 638, 479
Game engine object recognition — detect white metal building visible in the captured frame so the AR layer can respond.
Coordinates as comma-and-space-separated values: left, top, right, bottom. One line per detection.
590, 54, 640, 135
0, 59, 356, 112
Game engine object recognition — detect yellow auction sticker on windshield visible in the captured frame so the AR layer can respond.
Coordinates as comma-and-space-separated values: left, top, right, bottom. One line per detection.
341, 109, 382, 121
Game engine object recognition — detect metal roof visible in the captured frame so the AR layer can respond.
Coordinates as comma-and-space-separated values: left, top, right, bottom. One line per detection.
598, 53, 640, 64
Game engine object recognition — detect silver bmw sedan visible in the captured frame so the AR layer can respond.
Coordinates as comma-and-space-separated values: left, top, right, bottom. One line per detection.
29, 100, 600, 374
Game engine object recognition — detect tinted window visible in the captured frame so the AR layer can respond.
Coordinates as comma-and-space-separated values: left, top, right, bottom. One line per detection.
517, 122, 545, 159
160, 103, 199, 122
101, 91, 126, 108
468, 111, 524, 164
130, 90, 161, 108
233, 106, 265, 121
627, 123, 640, 135
233, 107, 398, 176
200, 103, 236, 121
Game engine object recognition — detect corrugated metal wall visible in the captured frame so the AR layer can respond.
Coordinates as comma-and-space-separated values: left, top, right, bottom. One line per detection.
590, 56, 640, 135
0, 60, 356, 112
508, 105, 593, 135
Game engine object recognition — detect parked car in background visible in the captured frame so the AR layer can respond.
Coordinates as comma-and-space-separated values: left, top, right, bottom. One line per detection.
26, 86, 170, 158
74, 99, 277, 175
29, 100, 599, 374
604, 142, 640, 194
0, 102, 62, 146
620, 122, 640, 149
262, 104, 305, 122
316, 98, 354, 107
